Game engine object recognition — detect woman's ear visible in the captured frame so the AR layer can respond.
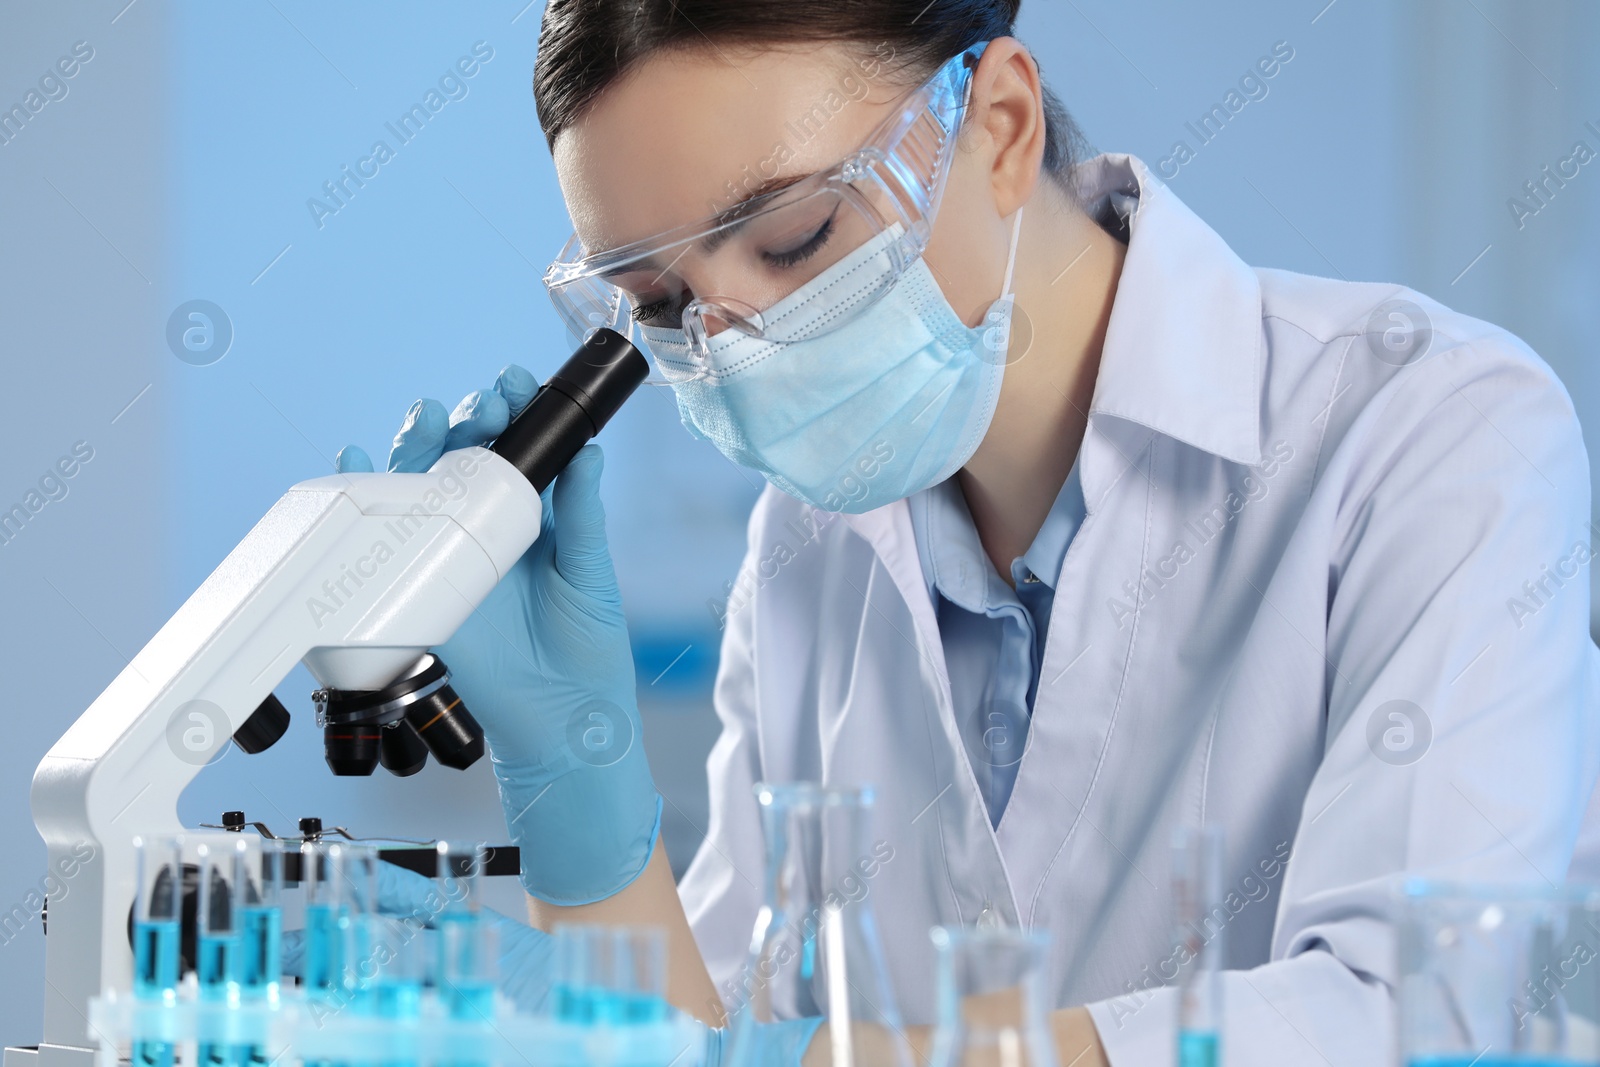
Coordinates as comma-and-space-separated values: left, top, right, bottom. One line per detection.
964, 37, 1048, 217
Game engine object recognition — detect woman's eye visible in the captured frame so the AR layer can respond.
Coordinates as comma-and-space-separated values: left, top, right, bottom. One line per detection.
762, 212, 836, 270
630, 296, 681, 328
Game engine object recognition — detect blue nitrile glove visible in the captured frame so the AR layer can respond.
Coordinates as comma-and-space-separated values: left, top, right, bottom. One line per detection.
335, 365, 662, 905
700, 1017, 825, 1067
281, 860, 557, 1015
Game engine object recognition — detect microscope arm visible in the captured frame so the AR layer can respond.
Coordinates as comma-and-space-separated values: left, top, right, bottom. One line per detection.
30, 447, 540, 1066
25, 328, 647, 1067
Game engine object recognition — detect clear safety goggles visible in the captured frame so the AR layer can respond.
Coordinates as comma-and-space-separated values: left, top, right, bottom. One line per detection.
541, 44, 985, 383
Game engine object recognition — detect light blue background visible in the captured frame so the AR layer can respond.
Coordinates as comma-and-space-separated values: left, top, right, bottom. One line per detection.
1, 0, 1596, 1048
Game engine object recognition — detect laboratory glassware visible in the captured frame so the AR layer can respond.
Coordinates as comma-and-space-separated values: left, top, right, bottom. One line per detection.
1172, 825, 1225, 1067
725, 782, 912, 1067
926, 927, 1058, 1067
132, 834, 184, 1067
196, 839, 247, 1067
1398, 880, 1600, 1067
552, 924, 670, 1024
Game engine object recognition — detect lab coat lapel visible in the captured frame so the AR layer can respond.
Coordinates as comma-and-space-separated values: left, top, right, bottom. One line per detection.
838, 501, 949, 697
996, 418, 1157, 929
991, 153, 1264, 928
838, 502, 1022, 923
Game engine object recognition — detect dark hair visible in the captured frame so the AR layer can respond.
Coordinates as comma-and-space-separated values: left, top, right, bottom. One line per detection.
533, 0, 1088, 185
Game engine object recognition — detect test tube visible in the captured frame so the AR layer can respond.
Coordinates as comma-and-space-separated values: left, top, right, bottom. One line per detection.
196, 839, 246, 1067
302, 842, 378, 1067
1172, 825, 1225, 1067
374, 917, 428, 1018
301, 840, 349, 1000
239, 839, 284, 1001
340, 846, 381, 1011
302, 841, 378, 1000
436, 841, 486, 918
132, 835, 184, 1067
239, 839, 284, 1067
433, 842, 493, 1020
552, 925, 668, 1024
374, 917, 429, 1067
438, 912, 497, 1022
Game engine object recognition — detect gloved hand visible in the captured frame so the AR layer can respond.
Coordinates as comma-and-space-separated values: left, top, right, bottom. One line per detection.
281, 860, 556, 1015
336, 365, 661, 905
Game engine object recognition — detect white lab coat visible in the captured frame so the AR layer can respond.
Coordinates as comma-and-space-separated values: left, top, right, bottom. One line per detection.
677, 154, 1600, 1064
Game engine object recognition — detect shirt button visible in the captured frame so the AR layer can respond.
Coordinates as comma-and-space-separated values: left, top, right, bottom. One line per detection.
1021, 571, 1041, 584
976, 900, 1004, 930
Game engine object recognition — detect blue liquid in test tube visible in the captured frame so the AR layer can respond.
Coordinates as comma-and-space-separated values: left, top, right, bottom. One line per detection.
1172, 827, 1224, 1067
375, 976, 422, 1067
438, 913, 494, 1019
239, 841, 283, 1067
304, 902, 346, 993
132, 919, 180, 1067
240, 906, 282, 992
1178, 1030, 1219, 1067
197, 933, 243, 1067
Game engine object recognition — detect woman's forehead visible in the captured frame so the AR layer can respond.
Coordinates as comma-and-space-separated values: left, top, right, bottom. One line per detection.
554, 43, 902, 254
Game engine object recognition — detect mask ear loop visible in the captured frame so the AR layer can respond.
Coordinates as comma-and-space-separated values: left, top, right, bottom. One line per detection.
982, 205, 1024, 355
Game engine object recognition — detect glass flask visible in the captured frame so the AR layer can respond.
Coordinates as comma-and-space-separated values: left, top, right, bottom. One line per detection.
1398, 880, 1600, 1067
1172, 825, 1225, 1067
725, 782, 912, 1067
925, 927, 1058, 1067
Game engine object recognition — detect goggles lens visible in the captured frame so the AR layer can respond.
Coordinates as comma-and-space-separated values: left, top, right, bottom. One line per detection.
544, 46, 982, 380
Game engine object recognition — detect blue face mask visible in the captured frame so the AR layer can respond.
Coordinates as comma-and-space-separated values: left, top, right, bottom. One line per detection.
641, 210, 1022, 514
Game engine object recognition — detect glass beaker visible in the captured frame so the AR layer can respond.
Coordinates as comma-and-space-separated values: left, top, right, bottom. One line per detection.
1172, 826, 1225, 1067
725, 782, 911, 1067
926, 927, 1058, 1067
1398, 880, 1600, 1066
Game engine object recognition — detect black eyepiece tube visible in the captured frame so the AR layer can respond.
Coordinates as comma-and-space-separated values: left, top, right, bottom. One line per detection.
491, 328, 650, 492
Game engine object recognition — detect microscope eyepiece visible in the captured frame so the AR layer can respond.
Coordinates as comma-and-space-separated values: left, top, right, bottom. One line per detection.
308, 331, 645, 780
490, 328, 649, 493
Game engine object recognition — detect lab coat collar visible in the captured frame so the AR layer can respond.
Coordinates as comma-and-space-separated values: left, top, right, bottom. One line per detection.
1079, 154, 1265, 470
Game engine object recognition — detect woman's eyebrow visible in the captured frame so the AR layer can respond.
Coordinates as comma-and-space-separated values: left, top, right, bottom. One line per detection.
700, 172, 816, 255
596, 171, 822, 283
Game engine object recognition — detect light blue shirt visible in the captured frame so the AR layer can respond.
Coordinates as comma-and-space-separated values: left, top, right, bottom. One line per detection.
908, 463, 1086, 826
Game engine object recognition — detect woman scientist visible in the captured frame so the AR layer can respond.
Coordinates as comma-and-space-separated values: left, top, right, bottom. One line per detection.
334, 1, 1600, 1063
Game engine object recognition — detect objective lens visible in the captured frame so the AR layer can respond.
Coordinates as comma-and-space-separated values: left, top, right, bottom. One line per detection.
316, 654, 483, 776
403, 681, 483, 770
323, 723, 383, 776
379, 720, 430, 777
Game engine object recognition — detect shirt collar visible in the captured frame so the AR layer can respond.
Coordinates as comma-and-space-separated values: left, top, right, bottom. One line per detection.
910, 478, 998, 613
908, 460, 1085, 612
1078, 154, 1265, 469
1017, 461, 1084, 588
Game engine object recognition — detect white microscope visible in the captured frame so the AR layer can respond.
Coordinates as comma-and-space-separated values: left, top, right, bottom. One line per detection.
8, 330, 648, 1067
